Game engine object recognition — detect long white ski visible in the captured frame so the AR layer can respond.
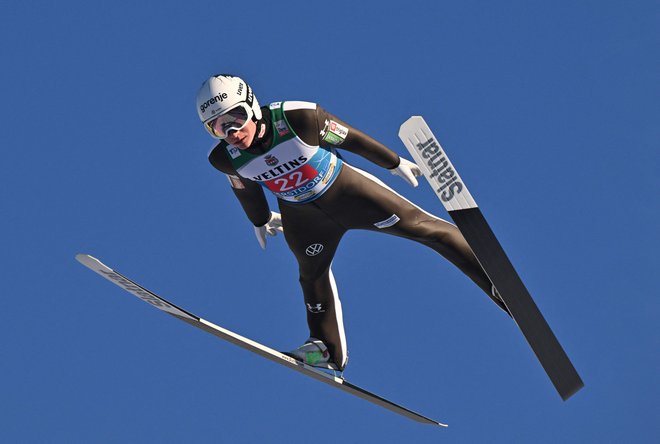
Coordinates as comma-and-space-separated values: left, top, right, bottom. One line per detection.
399, 116, 583, 401
75, 254, 446, 426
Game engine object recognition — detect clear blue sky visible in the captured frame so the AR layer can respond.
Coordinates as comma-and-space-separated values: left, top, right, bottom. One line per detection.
2, 1, 658, 442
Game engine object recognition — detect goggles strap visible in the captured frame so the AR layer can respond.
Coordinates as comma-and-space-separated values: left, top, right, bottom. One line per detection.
245, 85, 255, 117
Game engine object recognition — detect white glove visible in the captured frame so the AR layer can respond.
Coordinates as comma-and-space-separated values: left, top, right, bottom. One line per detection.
254, 212, 283, 250
390, 157, 422, 187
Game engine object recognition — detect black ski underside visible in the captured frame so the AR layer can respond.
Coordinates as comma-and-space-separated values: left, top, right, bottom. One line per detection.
449, 208, 584, 400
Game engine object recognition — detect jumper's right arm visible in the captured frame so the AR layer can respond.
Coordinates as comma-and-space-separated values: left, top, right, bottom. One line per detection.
208, 143, 271, 227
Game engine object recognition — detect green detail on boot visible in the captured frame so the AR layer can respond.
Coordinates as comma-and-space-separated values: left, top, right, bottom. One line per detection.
305, 351, 324, 365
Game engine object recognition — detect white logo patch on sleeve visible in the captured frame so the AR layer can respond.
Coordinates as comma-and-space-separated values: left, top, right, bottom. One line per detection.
226, 174, 245, 189
374, 214, 400, 229
275, 120, 290, 136
321, 119, 349, 145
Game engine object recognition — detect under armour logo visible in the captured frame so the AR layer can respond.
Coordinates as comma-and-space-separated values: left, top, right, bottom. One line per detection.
306, 303, 325, 313
305, 243, 324, 256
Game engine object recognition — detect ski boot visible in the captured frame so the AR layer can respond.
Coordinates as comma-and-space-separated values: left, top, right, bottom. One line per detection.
285, 337, 339, 371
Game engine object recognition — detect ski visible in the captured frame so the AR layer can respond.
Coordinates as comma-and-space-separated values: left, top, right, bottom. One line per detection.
75, 254, 447, 426
398, 116, 583, 401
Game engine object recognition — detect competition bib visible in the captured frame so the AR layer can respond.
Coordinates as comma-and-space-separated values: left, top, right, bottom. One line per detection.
228, 101, 343, 204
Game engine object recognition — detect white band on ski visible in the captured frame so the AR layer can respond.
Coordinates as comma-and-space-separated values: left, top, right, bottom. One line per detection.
398, 116, 477, 211
76, 254, 197, 321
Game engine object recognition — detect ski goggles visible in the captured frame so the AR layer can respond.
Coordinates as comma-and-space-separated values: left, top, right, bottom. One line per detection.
204, 103, 253, 139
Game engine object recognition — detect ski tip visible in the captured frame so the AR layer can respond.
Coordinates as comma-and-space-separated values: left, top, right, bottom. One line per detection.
75, 253, 95, 264
398, 116, 426, 134
75, 253, 104, 269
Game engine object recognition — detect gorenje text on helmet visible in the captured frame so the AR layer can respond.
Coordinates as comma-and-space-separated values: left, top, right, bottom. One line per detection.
200, 92, 229, 114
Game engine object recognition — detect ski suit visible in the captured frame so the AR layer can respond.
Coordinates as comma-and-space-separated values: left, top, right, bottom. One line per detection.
208, 101, 505, 370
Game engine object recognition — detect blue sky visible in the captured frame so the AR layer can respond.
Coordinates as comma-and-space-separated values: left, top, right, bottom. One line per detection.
1, 1, 658, 442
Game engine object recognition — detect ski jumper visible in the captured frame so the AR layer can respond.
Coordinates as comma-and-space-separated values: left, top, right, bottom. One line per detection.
208, 101, 505, 370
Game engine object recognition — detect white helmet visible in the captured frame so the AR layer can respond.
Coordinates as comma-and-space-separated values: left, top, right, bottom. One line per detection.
196, 74, 262, 139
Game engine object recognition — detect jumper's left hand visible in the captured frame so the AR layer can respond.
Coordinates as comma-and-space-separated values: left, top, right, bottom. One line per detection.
390, 157, 422, 187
